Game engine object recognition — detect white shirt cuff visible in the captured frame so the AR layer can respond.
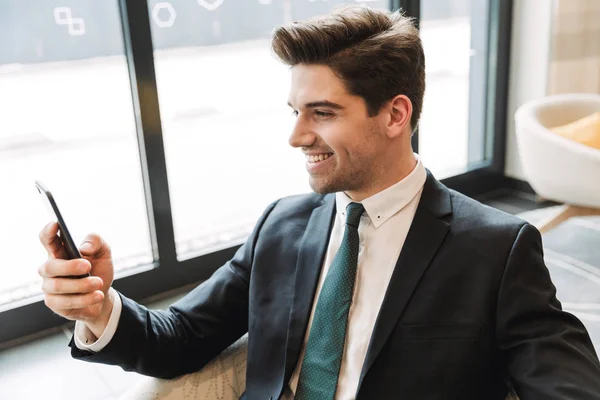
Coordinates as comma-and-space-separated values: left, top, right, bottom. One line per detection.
74, 287, 122, 352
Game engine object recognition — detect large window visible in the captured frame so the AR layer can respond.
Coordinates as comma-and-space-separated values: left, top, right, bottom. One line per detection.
417, 0, 506, 178
0, 0, 512, 345
0, 2, 152, 310
420, 0, 472, 176
418, 0, 495, 178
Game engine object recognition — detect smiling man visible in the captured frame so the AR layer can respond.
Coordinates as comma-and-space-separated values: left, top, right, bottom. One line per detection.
286, 63, 417, 203
38, 5, 600, 400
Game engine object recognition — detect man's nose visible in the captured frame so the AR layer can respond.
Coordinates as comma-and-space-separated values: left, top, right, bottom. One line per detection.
288, 120, 315, 148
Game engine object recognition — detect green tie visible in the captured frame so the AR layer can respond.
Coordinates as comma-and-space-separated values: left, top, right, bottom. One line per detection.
295, 202, 365, 400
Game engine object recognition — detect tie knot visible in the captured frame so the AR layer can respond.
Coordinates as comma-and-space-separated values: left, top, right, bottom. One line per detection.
345, 202, 364, 227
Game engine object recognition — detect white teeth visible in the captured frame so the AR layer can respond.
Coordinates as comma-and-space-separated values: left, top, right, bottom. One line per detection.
307, 153, 331, 163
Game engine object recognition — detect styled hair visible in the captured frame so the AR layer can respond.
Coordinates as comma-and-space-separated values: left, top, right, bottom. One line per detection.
271, 5, 426, 130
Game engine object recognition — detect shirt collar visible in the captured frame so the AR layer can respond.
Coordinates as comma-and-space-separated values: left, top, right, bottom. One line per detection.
335, 154, 427, 229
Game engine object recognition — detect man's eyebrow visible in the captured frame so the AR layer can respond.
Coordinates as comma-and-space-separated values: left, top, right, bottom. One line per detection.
287, 100, 345, 110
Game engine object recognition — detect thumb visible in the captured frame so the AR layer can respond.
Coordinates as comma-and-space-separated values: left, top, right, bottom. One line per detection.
79, 234, 109, 258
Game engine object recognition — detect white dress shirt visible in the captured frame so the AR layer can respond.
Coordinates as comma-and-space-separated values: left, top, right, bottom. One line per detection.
74, 287, 122, 351
284, 154, 426, 399
76, 154, 426, 400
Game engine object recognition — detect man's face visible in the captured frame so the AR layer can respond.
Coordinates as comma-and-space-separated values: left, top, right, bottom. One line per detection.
287, 64, 388, 198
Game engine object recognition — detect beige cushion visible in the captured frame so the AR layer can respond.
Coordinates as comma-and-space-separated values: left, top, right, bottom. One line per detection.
550, 111, 600, 150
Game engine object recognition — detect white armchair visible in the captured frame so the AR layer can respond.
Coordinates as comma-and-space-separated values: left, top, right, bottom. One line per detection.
514, 93, 600, 232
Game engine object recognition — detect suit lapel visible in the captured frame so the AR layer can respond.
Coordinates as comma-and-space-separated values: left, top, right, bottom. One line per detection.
357, 171, 452, 390
282, 194, 336, 387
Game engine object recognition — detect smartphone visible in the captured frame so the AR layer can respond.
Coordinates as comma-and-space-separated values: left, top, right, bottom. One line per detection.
35, 180, 90, 278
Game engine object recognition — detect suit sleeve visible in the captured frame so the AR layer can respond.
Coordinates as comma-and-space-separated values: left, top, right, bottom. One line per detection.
69, 200, 279, 379
496, 223, 600, 399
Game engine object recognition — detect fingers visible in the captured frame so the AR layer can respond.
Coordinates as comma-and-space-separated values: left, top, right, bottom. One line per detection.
39, 222, 68, 259
79, 233, 111, 259
38, 258, 91, 278
41, 276, 103, 295
44, 290, 105, 311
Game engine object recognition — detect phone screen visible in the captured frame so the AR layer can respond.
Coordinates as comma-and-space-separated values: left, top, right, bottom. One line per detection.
35, 181, 89, 278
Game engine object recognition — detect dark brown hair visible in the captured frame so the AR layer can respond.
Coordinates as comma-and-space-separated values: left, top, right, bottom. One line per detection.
271, 5, 425, 130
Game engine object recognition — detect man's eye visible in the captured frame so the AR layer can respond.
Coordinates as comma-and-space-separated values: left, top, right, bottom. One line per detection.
315, 110, 333, 118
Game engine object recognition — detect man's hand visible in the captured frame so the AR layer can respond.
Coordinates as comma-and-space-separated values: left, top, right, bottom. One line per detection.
38, 222, 115, 339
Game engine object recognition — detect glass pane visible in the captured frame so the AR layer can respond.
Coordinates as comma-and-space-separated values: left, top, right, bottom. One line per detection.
418, 0, 489, 177
0, 1, 153, 308
148, 0, 388, 259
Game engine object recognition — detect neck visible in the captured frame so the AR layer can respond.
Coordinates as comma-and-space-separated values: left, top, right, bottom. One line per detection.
345, 150, 418, 202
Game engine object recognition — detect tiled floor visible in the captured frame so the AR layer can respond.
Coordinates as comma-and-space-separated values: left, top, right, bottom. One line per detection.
0, 327, 121, 400
0, 189, 575, 400
0, 293, 185, 400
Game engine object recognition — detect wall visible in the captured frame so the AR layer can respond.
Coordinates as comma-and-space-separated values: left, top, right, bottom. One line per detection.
504, 0, 554, 179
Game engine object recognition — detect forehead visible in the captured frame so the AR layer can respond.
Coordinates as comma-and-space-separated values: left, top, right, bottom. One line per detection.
288, 64, 350, 106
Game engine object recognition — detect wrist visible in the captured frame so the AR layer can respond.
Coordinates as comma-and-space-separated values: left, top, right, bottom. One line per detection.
86, 287, 115, 339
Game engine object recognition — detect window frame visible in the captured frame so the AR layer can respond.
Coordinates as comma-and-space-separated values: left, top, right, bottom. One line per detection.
0, 0, 513, 347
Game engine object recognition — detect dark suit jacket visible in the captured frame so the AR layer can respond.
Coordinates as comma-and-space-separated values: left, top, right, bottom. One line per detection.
71, 171, 600, 399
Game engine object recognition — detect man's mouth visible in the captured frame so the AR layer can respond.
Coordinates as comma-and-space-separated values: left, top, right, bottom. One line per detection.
306, 153, 334, 164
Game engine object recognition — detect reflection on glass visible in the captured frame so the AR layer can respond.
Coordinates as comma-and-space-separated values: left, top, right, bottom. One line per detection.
0, 1, 152, 307
147, 0, 388, 259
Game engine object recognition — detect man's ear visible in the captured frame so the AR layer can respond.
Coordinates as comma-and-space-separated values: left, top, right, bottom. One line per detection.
386, 95, 412, 139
